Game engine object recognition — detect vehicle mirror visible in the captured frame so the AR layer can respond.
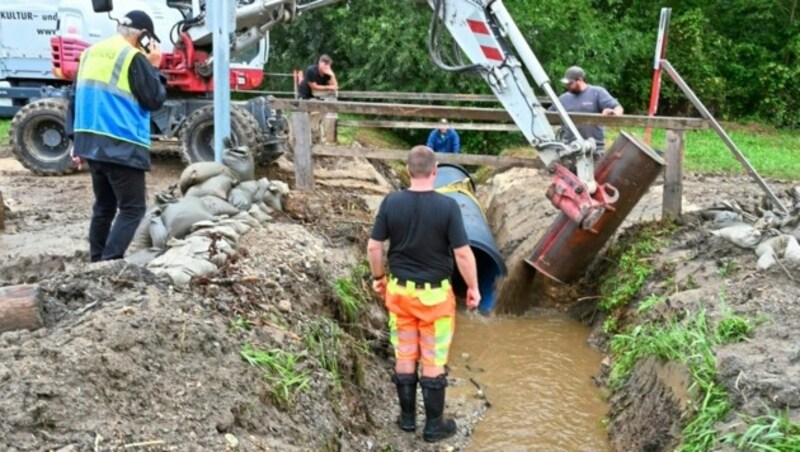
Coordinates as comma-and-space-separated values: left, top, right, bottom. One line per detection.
92, 0, 114, 13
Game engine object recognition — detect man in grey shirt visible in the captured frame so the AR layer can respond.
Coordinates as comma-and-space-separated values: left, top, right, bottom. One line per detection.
551, 66, 623, 157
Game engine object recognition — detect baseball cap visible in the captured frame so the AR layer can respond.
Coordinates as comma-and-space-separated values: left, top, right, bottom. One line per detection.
560, 66, 585, 85
121, 10, 160, 42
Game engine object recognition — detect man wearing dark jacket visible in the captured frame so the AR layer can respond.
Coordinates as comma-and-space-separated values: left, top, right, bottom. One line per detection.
68, 10, 167, 262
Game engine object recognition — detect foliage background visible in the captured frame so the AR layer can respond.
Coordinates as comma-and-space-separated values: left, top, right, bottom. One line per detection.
265, 0, 799, 145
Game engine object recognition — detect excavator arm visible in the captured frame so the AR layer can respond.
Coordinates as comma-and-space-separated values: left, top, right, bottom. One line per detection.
424, 0, 619, 229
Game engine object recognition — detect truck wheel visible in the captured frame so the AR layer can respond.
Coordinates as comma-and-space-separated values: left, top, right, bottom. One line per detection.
180, 105, 264, 164
9, 98, 75, 176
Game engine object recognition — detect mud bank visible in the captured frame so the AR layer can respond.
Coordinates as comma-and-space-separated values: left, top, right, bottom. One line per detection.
0, 155, 488, 451
597, 211, 800, 450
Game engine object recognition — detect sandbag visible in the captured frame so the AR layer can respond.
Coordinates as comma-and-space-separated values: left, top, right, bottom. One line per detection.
711, 224, 762, 249
126, 248, 163, 266
252, 178, 271, 204
179, 162, 237, 195
129, 206, 160, 252
201, 196, 241, 217
161, 196, 215, 239
189, 221, 242, 244
702, 209, 744, 229
754, 235, 800, 270
223, 146, 255, 182
263, 180, 290, 212
149, 216, 168, 249
185, 174, 235, 200
249, 204, 272, 224
228, 181, 260, 210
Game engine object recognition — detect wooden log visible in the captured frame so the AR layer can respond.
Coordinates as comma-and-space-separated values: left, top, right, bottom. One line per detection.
291, 112, 315, 190
313, 145, 543, 169
662, 129, 685, 220
0, 284, 43, 333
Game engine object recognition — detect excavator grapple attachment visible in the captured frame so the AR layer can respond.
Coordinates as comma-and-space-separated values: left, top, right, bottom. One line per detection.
527, 132, 665, 284
546, 164, 620, 231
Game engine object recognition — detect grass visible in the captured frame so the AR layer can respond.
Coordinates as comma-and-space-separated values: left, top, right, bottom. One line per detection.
722, 411, 800, 451
606, 125, 800, 181
599, 222, 675, 313
240, 344, 310, 409
0, 119, 10, 147
332, 262, 372, 325
608, 307, 754, 451
304, 317, 345, 391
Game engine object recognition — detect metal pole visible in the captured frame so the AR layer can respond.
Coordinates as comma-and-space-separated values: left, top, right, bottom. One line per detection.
212, 0, 234, 163
645, 8, 671, 145
660, 59, 788, 214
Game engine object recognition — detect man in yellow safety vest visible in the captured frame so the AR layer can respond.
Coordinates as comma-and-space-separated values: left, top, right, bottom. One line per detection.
69, 10, 166, 261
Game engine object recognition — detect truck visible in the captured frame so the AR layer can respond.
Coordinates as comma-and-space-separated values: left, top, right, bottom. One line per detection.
4, 0, 289, 175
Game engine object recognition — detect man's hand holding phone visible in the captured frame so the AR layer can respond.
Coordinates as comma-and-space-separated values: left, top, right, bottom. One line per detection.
145, 40, 162, 68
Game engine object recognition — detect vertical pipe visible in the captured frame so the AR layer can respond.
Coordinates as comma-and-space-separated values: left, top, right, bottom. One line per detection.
645, 8, 671, 144
212, 0, 233, 163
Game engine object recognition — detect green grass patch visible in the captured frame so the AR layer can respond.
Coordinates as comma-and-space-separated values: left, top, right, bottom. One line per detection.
333, 263, 372, 325
599, 222, 675, 313
606, 125, 800, 181
637, 294, 666, 314
0, 119, 10, 147
609, 308, 754, 450
722, 410, 800, 451
304, 317, 345, 391
240, 345, 310, 409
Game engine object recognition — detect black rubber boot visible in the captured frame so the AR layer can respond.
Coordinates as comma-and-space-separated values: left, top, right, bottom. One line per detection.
420, 374, 457, 442
393, 373, 417, 432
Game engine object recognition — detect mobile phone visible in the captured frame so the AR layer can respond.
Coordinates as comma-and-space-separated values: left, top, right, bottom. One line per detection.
137, 32, 152, 54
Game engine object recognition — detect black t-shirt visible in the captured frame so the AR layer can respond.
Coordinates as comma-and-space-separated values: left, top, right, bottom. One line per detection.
370, 190, 469, 283
298, 64, 331, 99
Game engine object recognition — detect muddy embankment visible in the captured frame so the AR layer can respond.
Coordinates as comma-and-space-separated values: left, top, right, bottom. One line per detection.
0, 152, 494, 451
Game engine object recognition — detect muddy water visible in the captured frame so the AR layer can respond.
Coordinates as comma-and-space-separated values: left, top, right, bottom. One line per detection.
450, 311, 609, 451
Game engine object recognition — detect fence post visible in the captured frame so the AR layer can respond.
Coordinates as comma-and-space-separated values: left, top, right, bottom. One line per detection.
291, 112, 315, 190
662, 128, 685, 220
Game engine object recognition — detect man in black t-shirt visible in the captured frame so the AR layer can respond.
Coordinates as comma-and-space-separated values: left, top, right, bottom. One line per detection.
298, 54, 338, 99
367, 145, 480, 443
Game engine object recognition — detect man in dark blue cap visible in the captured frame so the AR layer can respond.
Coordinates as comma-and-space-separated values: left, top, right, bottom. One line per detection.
68, 10, 167, 261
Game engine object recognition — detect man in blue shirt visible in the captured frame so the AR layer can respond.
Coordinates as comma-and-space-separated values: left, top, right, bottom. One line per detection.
426, 118, 461, 154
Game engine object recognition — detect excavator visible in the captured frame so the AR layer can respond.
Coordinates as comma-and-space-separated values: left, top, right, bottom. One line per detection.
8, 0, 664, 291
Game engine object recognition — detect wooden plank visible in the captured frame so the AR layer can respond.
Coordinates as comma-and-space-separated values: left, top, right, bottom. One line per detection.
313, 145, 543, 169
338, 119, 519, 132
230, 89, 549, 104
662, 129, 685, 220
323, 112, 338, 144
291, 112, 315, 190
269, 99, 709, 130
0, 284, 43, 333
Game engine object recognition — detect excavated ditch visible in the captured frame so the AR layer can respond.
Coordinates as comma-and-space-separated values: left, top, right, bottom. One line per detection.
2, 150, 798, 451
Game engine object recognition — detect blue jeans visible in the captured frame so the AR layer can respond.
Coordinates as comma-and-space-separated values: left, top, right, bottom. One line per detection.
87, 160, 146, 262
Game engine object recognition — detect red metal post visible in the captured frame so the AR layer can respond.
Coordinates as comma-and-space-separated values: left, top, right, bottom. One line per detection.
645, 8, 671, 145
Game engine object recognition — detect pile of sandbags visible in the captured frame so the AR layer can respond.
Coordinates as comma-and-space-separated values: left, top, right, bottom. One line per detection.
704, 190, 800, 271
127, 148, 289, 285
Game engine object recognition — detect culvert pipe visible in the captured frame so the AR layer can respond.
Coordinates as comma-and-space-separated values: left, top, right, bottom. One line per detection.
527, 131, 665, 283
435, 163, 506, 313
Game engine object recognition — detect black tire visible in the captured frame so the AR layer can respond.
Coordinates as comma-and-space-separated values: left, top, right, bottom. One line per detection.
9, 98, 75, 176
179, 105, 264, 164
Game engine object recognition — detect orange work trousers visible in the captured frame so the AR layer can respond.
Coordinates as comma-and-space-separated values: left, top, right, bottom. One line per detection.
384, 278, 455, 368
